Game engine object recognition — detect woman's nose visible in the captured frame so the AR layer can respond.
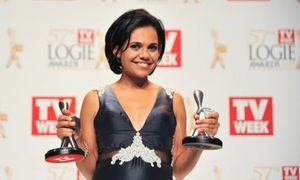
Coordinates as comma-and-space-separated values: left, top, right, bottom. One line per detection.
139, 48, 150, 59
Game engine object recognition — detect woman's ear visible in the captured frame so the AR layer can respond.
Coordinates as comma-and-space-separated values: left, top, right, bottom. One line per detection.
113, 47, 120, 58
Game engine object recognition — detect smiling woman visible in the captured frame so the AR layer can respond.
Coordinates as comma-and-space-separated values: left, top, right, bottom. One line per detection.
105, 9, 166, 76
55, 8, 220, 180
116, 26, 161, 79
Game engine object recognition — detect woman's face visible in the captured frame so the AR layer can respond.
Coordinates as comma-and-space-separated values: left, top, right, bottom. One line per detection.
118, 26, 160, 79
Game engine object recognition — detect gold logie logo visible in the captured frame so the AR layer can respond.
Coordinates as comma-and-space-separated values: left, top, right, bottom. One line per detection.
0, 111, 8, 138
4, 166, 13, 180
211, 29, 227, 69
213, 165, 222, 180
47, 166, 76, 179
95, 30, 109, 69
6, 28, 23, 68
252, 166, 280, 179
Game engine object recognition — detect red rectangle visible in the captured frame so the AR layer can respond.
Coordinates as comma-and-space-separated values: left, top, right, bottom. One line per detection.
78, 29, 94, 44
229, 97, 273, 135
158, 30, 181, 67
282, 166, 299, 180
32, 97, 76, 135
278, 29, 295, 44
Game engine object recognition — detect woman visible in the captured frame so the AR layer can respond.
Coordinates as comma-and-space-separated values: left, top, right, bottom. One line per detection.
56, 8, 220, 180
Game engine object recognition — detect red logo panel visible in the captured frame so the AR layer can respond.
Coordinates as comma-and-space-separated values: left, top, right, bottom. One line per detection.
32, 97, 76, 135
78, 29, 94, 44
278, 29, 295, 45
229, 97, 273, 135
282, 166, 299, 180
159, 30, 181, 67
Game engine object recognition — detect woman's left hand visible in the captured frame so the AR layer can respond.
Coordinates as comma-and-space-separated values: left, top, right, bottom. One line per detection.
193, 111, 220, 137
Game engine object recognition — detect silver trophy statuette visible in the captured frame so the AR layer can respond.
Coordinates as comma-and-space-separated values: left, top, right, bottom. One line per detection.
182, 90, 223, 150
45, 102, 84, 163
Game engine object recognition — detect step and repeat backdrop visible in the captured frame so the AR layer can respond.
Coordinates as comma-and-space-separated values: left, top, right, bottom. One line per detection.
0, 0, 300, 179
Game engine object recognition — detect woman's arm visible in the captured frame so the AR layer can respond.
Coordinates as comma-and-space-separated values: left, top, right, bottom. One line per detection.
172, 92, 220, 179
74, 90, 99, 180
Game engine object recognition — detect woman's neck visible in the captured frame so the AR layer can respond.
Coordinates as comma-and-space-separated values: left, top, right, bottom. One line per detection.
116, 75, 152, 89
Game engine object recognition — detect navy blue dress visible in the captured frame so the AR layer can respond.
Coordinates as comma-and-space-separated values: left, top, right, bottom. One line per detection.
92, 85, 176, 180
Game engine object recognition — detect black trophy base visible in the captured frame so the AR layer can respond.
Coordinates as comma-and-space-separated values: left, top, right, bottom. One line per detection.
182, 136, 223, 150
45, 147, 85, 163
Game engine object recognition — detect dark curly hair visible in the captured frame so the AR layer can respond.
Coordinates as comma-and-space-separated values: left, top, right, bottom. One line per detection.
105, 9, 166, 75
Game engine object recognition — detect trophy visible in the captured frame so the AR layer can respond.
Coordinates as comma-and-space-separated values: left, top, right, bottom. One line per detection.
45, 102, 85, 163
182, 90, 223, 150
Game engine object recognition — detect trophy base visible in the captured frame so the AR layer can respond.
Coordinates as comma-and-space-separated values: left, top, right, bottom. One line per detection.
45, 147, 85, 163
182, 136, 223, 150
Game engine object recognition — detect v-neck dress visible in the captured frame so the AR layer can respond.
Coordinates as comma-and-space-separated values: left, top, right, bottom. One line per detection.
92, 85, 176, 180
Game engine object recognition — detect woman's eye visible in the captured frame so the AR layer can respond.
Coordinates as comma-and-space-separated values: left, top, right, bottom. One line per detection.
130, 44, 140, 50
149, 45, 158, 52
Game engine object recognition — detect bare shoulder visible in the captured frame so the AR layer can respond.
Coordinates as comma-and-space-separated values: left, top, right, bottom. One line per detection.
81, 88, 101, 116
162, 86, 179, 99
83, 85, 105, 104
163, 87, 183, 102
161, 86, 184, 110
173, 91, 184, 108
84, 89, 99, 102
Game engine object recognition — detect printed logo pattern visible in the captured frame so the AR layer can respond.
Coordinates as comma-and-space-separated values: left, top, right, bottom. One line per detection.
32, 97, 76, 135
229, 97, 273, 135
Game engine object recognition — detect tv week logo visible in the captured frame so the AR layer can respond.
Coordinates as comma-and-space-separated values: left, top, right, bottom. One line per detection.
282, 166, 299, 180
229, 97, 273, 135
32, 97, 76, 135
278, 29, 295, 44
159, 30, 181, 67
78, 29, 94, 44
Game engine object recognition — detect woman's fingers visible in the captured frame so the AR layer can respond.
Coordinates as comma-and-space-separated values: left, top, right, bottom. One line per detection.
56, 112, 76, 140
194, 112, 220, 137
56, 127, 74, 140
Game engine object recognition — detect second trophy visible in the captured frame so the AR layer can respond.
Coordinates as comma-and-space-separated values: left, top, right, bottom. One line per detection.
182, 89, 223, 150
44, 101, 85, 163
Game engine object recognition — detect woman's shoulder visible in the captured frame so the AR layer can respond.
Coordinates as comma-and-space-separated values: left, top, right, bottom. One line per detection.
81, 85, 107, 104
161, 86, 181, 99
92, 85, 106, 97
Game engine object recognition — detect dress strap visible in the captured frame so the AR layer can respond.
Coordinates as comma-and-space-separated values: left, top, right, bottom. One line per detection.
94, 85, 105, 97
162, 86, 177, 99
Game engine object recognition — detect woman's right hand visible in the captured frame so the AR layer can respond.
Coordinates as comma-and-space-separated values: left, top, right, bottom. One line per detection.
56, 109, 77, 140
